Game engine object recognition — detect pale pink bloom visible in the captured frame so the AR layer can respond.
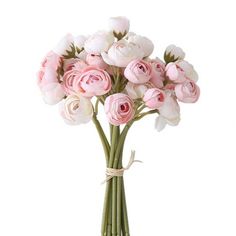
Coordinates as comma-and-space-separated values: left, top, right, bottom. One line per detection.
125, 82, 152, 99
155, 94, 180, 131
128, 35, 154, 57
73, 66, 112, 97
165, 62, 186, 83
84, 31, 114, 55
62, 60, 88, 95
124, 59, 152, 84
175, 80, 200, 103
149, 58, 165, 88
86, 54, 108, 70
104, 93, 135, 126
53, 34, 74, 56
60, 94, 93, 125
166, 60, 198, 83
164, 44, 185, 62
108, 16, 130, 36
41, 82, 65, 105
101, 40, 143, 67
143, 88, 165, 109
37, 51, 62, 87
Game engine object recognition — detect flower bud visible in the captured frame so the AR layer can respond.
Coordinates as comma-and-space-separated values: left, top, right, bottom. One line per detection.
164, 44, 185, 63
108, 16, 130, 40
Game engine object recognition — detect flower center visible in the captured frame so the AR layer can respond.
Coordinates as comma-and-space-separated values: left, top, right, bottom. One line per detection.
120, 103, 129, 112
157, 93, 164, 102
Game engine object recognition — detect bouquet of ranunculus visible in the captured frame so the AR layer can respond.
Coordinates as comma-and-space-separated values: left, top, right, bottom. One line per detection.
37, 16, 200, 235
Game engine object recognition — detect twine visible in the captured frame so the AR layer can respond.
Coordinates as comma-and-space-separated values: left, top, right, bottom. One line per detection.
102, 151, 142, 184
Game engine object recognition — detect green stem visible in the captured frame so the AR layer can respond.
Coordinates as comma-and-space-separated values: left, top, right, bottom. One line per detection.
101, 181, 111, 235
117, 149, 123, 236
92, 114, 110, 164
134, 109, 158, 121
109, 126, 120, 235
107, 184, 112, 236
121, 178, 130, 235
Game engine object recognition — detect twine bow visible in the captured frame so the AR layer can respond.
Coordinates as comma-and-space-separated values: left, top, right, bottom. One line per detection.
102, 151, 142, 184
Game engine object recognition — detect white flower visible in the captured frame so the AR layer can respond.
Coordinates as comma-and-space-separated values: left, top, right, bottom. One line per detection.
177, 60, 198, 82
53, 34, 74, 56
108, 16, 130, 38
84, 31, 114, 55
164, 44, 185, 62
125, 82, 151, 99
128, 35, 154, 57
60, 94, 93, 125
73, 35, 87, 51
155, 94, 180, 131
41, 83, 65, 105
101, 40, 143, 67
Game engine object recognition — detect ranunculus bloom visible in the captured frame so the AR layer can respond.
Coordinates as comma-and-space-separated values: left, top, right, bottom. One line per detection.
60, 94, 93, 125
175, 80, 200, 103
108, 16, 130, 38
125, 82, 152, 99
62, 60, 88, 95
166, 60, 198, 83
104, 93, 135, 126
86, 54, 108, 70
143, 88, 165, 109
101, 40, 143, 67
84, 31, 114, 55
37, 51, 62, 87
41, 82, 65, 105
149, 58, 165, 88
73, 66, 112, 97
124, 59, 152, 84
165, 62, 186, 83
155, 94, 180, 131
38, 52, 65, 105
53, 34, 74, 56
164, 44, 185, 63
128, 35, 154, 57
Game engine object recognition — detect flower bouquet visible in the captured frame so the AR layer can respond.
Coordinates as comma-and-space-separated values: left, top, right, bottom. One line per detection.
37, 16, 200, 236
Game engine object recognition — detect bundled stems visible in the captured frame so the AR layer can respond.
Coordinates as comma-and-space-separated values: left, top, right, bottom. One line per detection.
92, 100, 156, 236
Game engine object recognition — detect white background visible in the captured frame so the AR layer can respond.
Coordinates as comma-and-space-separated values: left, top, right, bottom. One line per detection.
0, 0, 235, 235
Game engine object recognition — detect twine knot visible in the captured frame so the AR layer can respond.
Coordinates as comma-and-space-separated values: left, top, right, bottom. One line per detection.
102, 151, 142, 184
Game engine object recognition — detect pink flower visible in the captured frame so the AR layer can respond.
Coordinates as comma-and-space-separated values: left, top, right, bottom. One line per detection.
37, 51, 62, 87
143, 88, 165, 109
73, 66, 112, 97
37, 51, 65, 105
175, 80, 200, 103
104, 93, 135, 126
165, 62, 186, 83
62, 60, 87, 95
86, 54, 108, 70
165, 60, 198, 83
124, 59, 152, 84
149, 58, 165, 88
